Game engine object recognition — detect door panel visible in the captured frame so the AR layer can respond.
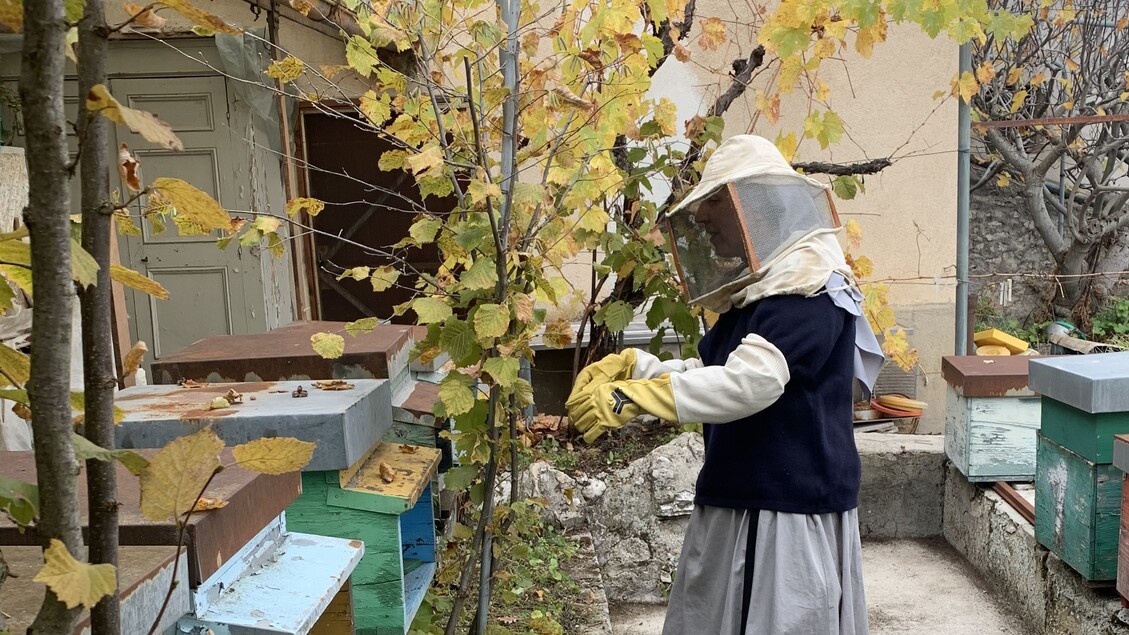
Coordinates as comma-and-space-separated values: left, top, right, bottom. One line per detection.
112, 75, 259, 359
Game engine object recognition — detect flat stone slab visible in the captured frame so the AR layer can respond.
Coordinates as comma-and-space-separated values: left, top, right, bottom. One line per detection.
1029, 353, 1129, 413
114, 379, 391, 471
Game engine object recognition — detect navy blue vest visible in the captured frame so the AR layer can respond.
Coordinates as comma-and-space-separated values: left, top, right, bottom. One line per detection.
694, 292, 861, 514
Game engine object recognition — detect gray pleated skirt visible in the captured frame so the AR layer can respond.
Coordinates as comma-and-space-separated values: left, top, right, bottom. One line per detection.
662, 505, 868, 635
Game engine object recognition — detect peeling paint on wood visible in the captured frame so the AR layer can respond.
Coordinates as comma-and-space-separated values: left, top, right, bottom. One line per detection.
1035, 433, 1123, 581
945, 387, 1041, 481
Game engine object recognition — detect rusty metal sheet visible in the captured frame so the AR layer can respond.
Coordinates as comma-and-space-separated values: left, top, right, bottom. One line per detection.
941, 355, 1047, 397
0, 449, 300, 587
151, 321, 414, 386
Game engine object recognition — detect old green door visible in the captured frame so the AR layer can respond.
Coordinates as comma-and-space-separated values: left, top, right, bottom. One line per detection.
110, 75, 271, 363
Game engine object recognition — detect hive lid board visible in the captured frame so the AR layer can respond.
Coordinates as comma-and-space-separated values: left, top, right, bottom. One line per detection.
0, 449, 299, 587
1029, 352, 1129, 413
1114, 435, 1129, 473
150, 321, 413, 387
114, 379, 391, 471
941, 355, 1044, 397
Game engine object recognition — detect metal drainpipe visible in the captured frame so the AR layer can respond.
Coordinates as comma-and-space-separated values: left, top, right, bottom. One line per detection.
956, 42, 972, 355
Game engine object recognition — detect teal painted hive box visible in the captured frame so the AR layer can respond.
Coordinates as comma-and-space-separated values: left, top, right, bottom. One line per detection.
1035, 433, 1123, 580
942, 356, 1043, 481
288, 441, 441, 635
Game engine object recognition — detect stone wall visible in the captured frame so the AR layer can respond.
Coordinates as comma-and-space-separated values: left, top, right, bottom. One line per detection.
969, 168, 1057, 321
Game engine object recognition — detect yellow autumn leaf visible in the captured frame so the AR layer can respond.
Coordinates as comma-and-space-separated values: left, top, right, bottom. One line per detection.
70, 239, 100, 289
286, 197, 325, 218
86, 85, 183, 151
360, 90, 391, 126
150, 177, 231, 233
192, 496, 229, 511
950, 71, 979, 103
699, 17, 726, 51
370, 265, 399, 292
266, 56, 304, 83
997, 173, 1010, 188
110, 264, 168, 299
975, 62, 996, 84
1010, 90, 1027, 114
231, 437, 316, 475
157, 0, 241, 33
0, 0, 23, 31
139, 428, 223, 521
122, 2, 167, 29
541, 316, 574, 349
0, 343, 31, 386
1006, 68, 1022, 85
122, 341, 148, 377
34, 539, 117, 609
774, 132, 798, 162
407, 146, 445, 176
845, 219, 863, 249
311, 332, 345, 359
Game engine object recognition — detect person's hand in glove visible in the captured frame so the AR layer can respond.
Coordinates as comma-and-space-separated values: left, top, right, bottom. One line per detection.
565, 349, 639, 412
568, 375, 679, 443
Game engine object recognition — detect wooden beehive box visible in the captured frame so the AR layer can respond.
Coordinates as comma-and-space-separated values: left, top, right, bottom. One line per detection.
1035, 433, 1123, 581
1112, 435, 1129, 600
150, 321, 415, 390
942, 355, 1043, 481
1030, 353, 1129, 582
111, 379, 439, 634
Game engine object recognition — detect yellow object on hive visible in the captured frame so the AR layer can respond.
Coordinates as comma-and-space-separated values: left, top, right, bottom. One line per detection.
973, 328, 1029, 354
976, 345, 1012, 356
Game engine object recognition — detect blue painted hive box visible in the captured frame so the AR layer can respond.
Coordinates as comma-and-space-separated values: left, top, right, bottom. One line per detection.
942, 355, 1043, 482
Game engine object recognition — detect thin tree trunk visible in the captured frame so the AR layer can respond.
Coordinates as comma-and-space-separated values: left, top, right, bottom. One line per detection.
21, 0, 84, 631
77, 0, 121, 631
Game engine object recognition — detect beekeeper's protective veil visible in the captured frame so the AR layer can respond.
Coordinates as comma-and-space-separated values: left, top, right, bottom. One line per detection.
666, 135, 841, 309
666, 134, 885, 396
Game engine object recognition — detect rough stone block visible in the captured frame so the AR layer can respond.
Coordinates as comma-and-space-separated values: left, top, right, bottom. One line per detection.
856, 433, 945, 538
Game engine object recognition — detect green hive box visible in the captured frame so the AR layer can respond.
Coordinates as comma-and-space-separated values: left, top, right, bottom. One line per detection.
1039, 398, 1129, 464
1035, 433, 1123, 581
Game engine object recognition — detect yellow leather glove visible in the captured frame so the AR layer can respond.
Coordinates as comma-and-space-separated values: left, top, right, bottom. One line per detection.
565, 349, 639, 412
568, 376, 679, 443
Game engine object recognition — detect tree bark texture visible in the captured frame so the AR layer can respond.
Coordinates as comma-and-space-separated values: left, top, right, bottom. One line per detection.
20, 0, 84, 630
77, 0, 121, 631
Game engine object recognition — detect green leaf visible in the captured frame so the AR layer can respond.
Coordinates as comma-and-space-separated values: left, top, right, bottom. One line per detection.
413, 297, 453, 324
0, 474, 38, 526
595, 300, 634, 333
337, 266, 370, 282
369, 265, 399, 292
483, 356, 520, 387
345, 34, 380, 76
440, 320, 483, 367
0, 343, 31, 386
831, 175, 864, 200
438, 373, 477, 416
71, 433, 150, 476
442, 464, 479, 492
0, 264, 32, 297
409, 217, 443, 244
345, 317, 380, 335
0, 239, 31, 267
473, 303, 510, 340
310, 332, 345, 359
459, 258, 498, 291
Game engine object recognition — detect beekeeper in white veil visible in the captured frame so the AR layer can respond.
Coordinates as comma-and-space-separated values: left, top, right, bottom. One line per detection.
567, 135, 884, 635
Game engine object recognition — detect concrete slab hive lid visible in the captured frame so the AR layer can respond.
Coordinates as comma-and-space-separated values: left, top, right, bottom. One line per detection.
0, 449, 300, 587
150, 321, 414, 387
1028, 352, 1129, 413
941, 355, 1044, 397
113, 379, 392, 471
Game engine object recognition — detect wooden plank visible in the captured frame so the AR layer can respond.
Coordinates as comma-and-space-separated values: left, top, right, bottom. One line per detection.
966, 396, 1041, 479
1035, 434, 1123, 581
400, 484, 436, 562
334, 443, 441, 514
1, 546, 189, 635
993, 482, 1035, 525
1119, 475, 1129, 601
108, 229, 137, 388
1041, 398, 1129, 464
945, 387, 972, 477
311, 581, 355, 635
0, 450, 299, 587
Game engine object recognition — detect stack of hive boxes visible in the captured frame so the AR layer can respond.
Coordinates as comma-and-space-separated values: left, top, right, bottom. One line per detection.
1030, 353, 1129, 582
